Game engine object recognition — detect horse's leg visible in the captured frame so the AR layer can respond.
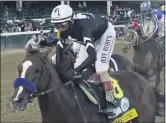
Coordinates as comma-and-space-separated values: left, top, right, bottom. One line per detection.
154, 69, 161, 88
150, 53, 160, 88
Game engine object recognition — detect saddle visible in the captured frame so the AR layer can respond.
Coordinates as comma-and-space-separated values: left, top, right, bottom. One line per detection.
78, 57, 119, 106
80, 72, 117, 105
78, 73, 110, 110
79, 73, 139, 122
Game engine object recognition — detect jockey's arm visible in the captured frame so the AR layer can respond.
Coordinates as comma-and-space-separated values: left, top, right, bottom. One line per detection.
74, 30, 97, 73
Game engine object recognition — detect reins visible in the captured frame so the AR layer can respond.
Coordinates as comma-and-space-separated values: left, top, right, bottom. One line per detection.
123, 29, 152, 49
31, 81, 72, 98
26, 54, 70, 98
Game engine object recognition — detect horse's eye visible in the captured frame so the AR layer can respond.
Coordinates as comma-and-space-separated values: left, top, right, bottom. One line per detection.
35, 69, 40, 73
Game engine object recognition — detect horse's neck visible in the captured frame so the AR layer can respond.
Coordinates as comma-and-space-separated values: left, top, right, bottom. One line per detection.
38, 62, 76, 121
133, 39, 153, 65
38, 94, 68, 122
134, 36, 152, 53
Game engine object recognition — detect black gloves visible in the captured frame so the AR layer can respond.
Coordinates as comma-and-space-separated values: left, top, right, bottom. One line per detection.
64, 69, 81, 81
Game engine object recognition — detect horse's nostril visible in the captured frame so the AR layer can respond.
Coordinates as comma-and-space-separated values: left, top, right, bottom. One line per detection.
13, 98, 24, 103
18, 98, 24, 103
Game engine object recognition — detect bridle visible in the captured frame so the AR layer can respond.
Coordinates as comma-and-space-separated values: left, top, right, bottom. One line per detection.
27, 55, 71, 99
123, 29, 152, 49
123, 30, 139, 49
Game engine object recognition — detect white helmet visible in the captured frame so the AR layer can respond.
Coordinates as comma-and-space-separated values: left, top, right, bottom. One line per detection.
51, 5, 73, 23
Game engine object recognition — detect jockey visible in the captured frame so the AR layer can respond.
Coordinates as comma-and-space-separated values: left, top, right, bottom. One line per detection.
152, 9, 165, 38
140, 1, 165, 54
140, 2, 165, 39
51, 5, 116, 116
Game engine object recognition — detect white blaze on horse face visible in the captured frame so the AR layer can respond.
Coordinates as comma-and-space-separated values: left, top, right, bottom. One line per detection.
21, 60, 32, 78
13, 61, 33, 101
51, 54, 56, 65
13, 86, 24, 101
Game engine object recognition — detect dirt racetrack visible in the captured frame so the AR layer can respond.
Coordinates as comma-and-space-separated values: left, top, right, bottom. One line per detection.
1, 42, 164, 122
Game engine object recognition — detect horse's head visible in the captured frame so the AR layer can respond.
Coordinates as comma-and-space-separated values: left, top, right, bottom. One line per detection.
122, 30, 139, 53
12, 47, 52, 111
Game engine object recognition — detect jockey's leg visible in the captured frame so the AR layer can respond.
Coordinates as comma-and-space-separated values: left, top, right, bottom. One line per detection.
95, 22, 116, 116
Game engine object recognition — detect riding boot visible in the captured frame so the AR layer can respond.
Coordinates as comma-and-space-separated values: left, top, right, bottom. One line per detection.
97, 71, 116, 116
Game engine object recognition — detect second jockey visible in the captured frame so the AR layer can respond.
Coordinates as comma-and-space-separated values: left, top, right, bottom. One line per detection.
140, 2, 165, 39
51, 5, 116, 116
140, 2, 165, 54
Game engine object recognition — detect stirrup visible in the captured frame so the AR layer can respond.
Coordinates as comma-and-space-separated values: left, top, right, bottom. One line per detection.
97, 101, 116, 116
79, 82, 99, 105
97, 107, 116, 116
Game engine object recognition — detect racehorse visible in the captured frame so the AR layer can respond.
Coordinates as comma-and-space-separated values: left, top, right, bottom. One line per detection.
11, 47, 156, 123
122, 29, 165, 88
122, 29, 165, 117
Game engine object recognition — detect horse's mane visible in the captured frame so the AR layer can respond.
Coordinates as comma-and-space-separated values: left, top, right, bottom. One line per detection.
54, 44, 76, 83
58, 44, 76, 71
61, 50, 75, 71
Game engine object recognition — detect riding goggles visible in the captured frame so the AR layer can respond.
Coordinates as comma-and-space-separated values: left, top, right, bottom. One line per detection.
53, 21, 69, 32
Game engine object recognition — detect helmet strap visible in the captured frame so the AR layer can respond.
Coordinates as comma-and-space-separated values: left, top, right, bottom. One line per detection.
71, 12, 75, 24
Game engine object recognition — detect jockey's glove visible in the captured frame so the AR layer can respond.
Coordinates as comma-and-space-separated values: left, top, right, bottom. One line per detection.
66, 69, 81, 81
